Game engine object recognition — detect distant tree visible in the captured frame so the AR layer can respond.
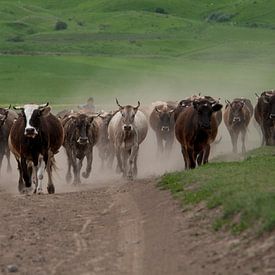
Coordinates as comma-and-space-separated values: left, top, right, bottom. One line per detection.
55, 21, 68, 31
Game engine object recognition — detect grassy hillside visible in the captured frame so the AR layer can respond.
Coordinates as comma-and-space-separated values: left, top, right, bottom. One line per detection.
159, 147, 275, 235
0, 0, 274, 106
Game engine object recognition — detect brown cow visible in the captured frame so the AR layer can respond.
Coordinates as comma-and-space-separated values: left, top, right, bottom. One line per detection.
149, 101, 176, 154
62, 112, 99, 184
224, 98, 253, 154
9, 103, 64, 194
108, 99, 148, 180
254, 90, 275, 145
0, 107, 17, 173
175, 98, 222, 169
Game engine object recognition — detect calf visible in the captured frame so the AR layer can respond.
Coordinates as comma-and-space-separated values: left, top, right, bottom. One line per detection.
224, 98, 253, 153
149, 101, 176, 154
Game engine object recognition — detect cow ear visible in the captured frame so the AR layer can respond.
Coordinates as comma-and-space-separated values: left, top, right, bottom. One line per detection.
212, 103, 223, 112
88, 116, 94, 123
263, 96, 270, 104
41, 106, 51, 117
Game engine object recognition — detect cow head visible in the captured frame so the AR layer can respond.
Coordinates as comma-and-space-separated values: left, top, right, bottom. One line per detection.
69, 113, 95, 145
226, 99, 245, 124
193, 99, 223, 129
14, 103, 51, 138
262, 92, 275, 119
0, 108, 9, 127
116, 98, 140, 132
155, 105, 174, 132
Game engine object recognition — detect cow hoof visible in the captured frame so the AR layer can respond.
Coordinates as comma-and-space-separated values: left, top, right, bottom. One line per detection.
127, 175, 134, 181
47, 185, 55, 194
82, 172, 89, 179
37, 188, 43, 195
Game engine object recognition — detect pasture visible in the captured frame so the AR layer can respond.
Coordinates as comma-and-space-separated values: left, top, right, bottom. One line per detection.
1, 0, 275, 274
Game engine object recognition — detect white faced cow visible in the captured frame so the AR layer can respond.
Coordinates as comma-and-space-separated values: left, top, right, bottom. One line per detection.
9, 103, 64, 194
108, 99, 148, 180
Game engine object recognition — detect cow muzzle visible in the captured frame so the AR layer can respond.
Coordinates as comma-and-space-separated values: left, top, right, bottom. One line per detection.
233, 117, 241, 123
24, 127, 38, 138
161, 126, 170, 132
77, 137, 89, 145
123, 125, 133, 131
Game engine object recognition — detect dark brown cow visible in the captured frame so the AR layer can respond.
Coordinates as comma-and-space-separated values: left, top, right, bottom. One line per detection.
9, 103, 64, 194
254, 90, 275, 145
0, 107, 17, 173
62, 112, 99, 184
175, 98, 222, 169
149, 101, 176, 153
224, 98, 253, 154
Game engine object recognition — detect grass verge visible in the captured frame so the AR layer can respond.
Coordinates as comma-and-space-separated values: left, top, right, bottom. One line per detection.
159, 146, 275, 235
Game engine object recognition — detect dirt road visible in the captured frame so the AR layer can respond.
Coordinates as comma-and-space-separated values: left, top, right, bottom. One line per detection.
1, 176, 275, 275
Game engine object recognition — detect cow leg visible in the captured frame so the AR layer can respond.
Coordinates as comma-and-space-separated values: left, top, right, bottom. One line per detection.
17, 159, 25, 193
197, 151, 203, 166
156, 134, 164, 154
133, 151, 138, 177
6, 149, 12, 173
229, 131, 238, 153
36, 158, 46, 194
75, 158, 83, 184
187, 148, 196, 169
115, 146, 123, 174
122, 149, 128, 178
21, 158, 32, 189
128, 144, 138, 180
181, 145, 189, 169
46, 156, 55, 194
241, 129, 247, 154
82, 149, 93, 179
203, 144, 210, 164
107, 144, 115, 169
0, 152, 4, 175
65, 148, 72, 183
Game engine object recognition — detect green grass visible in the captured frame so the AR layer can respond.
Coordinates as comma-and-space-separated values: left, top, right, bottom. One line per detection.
159, 147, 275, 235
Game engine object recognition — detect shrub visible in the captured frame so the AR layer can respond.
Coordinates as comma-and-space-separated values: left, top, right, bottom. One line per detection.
155, 7, 168, 14
7, 36, 24, 42
206, 12, 234, 23
55, 21, 68, 31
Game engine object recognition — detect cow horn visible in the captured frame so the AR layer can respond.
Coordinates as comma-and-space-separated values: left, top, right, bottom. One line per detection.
135, 101, 140, 109
225, 99, 231, 105
38, 102, 49, 109
155, 106, 161, 113
255, 93, 260, 98
169, 108, 174, 113
116, 98, 123, 109
6, 104, 11, 110
13, 106, 24, 110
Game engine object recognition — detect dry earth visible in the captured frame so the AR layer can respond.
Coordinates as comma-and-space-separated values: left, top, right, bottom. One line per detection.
1, 176, 275, 275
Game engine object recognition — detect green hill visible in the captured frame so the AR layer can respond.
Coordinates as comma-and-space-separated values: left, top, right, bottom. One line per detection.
0, 0, 274, 105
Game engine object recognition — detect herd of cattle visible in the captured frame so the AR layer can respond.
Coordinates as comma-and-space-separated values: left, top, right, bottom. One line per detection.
0, 90, 275, 194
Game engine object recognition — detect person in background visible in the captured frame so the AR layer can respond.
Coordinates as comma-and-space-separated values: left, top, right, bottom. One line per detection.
78, 97, 96, 113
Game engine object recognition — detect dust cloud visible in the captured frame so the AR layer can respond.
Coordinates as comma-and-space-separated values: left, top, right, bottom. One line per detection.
0, 81, 264, 195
